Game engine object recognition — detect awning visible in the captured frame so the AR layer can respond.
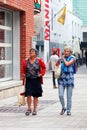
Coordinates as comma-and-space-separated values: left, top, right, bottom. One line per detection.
80, 42, 87, 50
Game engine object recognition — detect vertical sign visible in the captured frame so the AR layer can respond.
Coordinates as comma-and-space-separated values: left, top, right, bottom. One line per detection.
44, 0, 50, 67
44, 0, 50, 40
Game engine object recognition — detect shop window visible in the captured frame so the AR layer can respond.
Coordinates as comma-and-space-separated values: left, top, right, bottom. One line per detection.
0, 9, 12, 81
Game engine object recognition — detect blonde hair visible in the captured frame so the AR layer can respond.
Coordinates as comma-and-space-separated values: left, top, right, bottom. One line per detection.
64, 45, 72, 53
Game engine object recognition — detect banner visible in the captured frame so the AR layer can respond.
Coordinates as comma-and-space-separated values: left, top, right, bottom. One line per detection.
44, 0, 50, 65
44, 0, 50, 40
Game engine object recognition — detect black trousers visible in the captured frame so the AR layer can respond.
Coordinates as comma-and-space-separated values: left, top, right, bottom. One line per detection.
52, 71, 56, 86
86, 58, 87, 67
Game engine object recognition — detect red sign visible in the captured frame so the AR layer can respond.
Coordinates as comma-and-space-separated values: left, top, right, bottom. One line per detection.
44, 0, 50, 41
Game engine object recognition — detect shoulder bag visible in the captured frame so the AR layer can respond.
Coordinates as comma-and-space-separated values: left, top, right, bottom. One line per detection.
54, 64, 61, 79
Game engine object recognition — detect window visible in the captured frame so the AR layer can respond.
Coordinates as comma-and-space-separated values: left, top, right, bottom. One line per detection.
0, 9, 12, 81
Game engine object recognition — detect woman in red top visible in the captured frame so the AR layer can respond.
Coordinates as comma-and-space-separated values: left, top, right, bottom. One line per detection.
22, 48, 46, 116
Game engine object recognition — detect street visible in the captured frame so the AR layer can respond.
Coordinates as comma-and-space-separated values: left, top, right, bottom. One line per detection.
0, 65, 87, 130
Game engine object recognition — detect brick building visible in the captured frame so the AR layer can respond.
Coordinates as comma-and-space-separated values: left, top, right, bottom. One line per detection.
0, 0, 34, 98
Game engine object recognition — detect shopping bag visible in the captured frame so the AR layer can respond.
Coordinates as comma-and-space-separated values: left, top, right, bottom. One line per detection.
17, 85, 26, 107
54, 64, 61, 79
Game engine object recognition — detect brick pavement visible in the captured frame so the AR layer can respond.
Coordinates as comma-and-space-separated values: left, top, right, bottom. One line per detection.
0, 65, 87, 130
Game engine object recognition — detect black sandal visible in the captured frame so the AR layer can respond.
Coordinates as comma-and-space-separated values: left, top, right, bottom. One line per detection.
32, 111, 37, 115
25, 110, 32, 116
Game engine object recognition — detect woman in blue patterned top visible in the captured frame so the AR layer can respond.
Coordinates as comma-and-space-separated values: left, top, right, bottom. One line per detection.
56, 46, 76, 116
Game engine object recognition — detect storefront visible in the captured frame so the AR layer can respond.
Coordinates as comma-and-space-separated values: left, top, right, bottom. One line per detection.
0, 9, 14, 81
0, 1, 34, 98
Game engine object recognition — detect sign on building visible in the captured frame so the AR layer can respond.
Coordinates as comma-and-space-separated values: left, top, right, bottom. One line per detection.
34, 0, 41, 15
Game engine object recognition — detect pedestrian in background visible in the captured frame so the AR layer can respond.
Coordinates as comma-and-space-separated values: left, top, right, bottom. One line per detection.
57, 46, 76, 116
22, 48, 46, 116
73, 53, 79, 71
85, 50, 87, 67
49, 49, 59, 88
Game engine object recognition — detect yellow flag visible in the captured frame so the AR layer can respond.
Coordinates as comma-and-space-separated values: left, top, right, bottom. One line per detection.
57, 6, 66, 25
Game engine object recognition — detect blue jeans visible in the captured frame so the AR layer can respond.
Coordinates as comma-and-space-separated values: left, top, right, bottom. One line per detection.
58, 85, 73, 112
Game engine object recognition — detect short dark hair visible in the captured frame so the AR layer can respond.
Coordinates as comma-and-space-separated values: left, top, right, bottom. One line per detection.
53, 50, 57, 55
29, 48, 38, 55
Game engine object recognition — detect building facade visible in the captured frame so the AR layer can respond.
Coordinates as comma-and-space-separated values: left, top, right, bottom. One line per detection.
34, 0, 83, 68
72, 0, 87, 26
72, 0, 87, 63
0, 0, 34, 98
50, 0, 82, 54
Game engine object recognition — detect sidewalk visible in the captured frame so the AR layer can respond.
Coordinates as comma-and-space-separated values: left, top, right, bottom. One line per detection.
0, 65, 87, 130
